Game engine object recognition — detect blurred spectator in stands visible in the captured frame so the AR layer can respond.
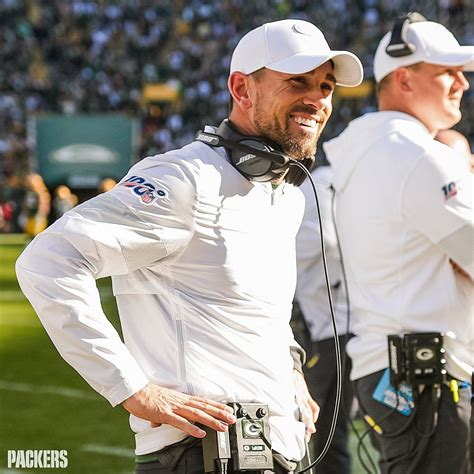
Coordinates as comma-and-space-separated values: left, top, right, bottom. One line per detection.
52, 185, 78, 221
0, 193, 14, 232
2, 175, 26, 233
0, 1, 472, 184
18, 173, 51, 238
98, 177, 117, 193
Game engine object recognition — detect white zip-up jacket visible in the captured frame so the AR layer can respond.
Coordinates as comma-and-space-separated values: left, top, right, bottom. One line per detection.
16, 133, 307, 459
324, 112, 473, 383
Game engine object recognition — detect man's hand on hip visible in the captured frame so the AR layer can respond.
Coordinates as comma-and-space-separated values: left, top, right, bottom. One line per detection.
293, 370, 319, 441
122, 383, 237, 438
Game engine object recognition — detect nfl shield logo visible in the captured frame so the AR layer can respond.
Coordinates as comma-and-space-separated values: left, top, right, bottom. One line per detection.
141, 190, 156, 204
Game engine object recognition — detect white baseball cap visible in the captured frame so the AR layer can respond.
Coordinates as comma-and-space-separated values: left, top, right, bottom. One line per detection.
374, 20, 474, 82
230, 19, 363, 87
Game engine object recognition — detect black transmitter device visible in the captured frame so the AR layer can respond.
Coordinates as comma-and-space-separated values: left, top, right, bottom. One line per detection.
388, 333, 447, 387
201, 402, 273, 472
228, 402, 273, 471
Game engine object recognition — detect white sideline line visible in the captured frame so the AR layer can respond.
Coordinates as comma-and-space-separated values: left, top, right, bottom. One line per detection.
0, 380, 101, 401
81, 444, 135, 458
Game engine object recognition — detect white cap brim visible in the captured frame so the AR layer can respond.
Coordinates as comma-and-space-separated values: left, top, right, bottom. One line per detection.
425, 48, 474, 71
330, 51, 365, 87
265, 51, 364, 87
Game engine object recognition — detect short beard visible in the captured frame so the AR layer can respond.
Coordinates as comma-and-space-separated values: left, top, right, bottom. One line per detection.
253, 99, 319, 160
282, 133, 318, 160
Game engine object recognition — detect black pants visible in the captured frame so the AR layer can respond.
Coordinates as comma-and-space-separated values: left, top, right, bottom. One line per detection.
471, 394, 474, 469
355, 370, 471, 474
135, 438, 295, 473
303, 336, 353, 474
471, 373, 474, 468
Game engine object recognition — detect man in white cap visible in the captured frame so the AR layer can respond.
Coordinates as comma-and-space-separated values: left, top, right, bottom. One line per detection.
16, 19, 362, 473
323, 13, 473, 474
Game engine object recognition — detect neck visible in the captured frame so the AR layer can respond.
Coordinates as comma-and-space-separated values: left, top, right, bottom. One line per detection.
228, 110, 257, 136
378, 96, 436, 135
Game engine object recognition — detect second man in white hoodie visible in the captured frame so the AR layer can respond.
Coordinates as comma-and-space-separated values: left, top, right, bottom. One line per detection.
324, 14, 473, 474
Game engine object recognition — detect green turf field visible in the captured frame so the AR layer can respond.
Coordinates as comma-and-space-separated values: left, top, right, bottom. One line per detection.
0, 236, 135, 473
0, 236, 378, 474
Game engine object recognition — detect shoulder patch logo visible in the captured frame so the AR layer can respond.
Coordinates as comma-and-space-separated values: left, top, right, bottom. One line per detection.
120, 175, 168, 204
442, 181, 458, 200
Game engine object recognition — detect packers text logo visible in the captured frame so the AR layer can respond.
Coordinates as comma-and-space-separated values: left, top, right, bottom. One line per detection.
7, 449, 68, 469
120, 176, 168, 204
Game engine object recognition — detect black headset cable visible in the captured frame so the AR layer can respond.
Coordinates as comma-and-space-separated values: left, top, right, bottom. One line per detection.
289, 160, 342, 473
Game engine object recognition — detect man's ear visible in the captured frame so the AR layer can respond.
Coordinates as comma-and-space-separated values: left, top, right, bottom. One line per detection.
228, 72, 253, 110
393, 67, 413, 93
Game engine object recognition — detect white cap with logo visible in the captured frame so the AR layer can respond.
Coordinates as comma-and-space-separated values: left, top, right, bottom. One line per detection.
374, 20, 474, 82
230, 19, 363, 87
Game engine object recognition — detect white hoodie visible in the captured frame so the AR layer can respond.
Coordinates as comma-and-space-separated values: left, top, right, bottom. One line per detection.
16, 132, 307, 459
323, 111, 473, 382
295, 166, 349, 341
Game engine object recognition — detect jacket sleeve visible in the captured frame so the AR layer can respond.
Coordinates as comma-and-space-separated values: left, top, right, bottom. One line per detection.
290, 344, 306, 373
16, 159, 197, 406
402, 150, 473, 279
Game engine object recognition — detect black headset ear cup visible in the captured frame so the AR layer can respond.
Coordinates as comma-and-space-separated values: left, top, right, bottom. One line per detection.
215, 120, 289, 182
230, 138, 276, 181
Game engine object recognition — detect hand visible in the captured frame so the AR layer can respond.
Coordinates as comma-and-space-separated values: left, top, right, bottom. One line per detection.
450, 259, 470, 279
122, 383, 236, 438
293, 370, 319, 442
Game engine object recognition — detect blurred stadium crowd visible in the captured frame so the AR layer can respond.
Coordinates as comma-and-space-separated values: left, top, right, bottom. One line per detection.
0, 0, 472, 233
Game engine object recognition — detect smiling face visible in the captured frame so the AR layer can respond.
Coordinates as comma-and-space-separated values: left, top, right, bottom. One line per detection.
230, 61, 335, 160
402, 63, 469, 133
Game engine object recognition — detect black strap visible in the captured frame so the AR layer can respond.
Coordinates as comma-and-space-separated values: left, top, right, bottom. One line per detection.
385, 12, 427, 58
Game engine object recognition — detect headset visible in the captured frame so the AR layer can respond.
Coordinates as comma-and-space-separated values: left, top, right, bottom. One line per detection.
195, 119, 314, 186
385, 11, 427, 58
